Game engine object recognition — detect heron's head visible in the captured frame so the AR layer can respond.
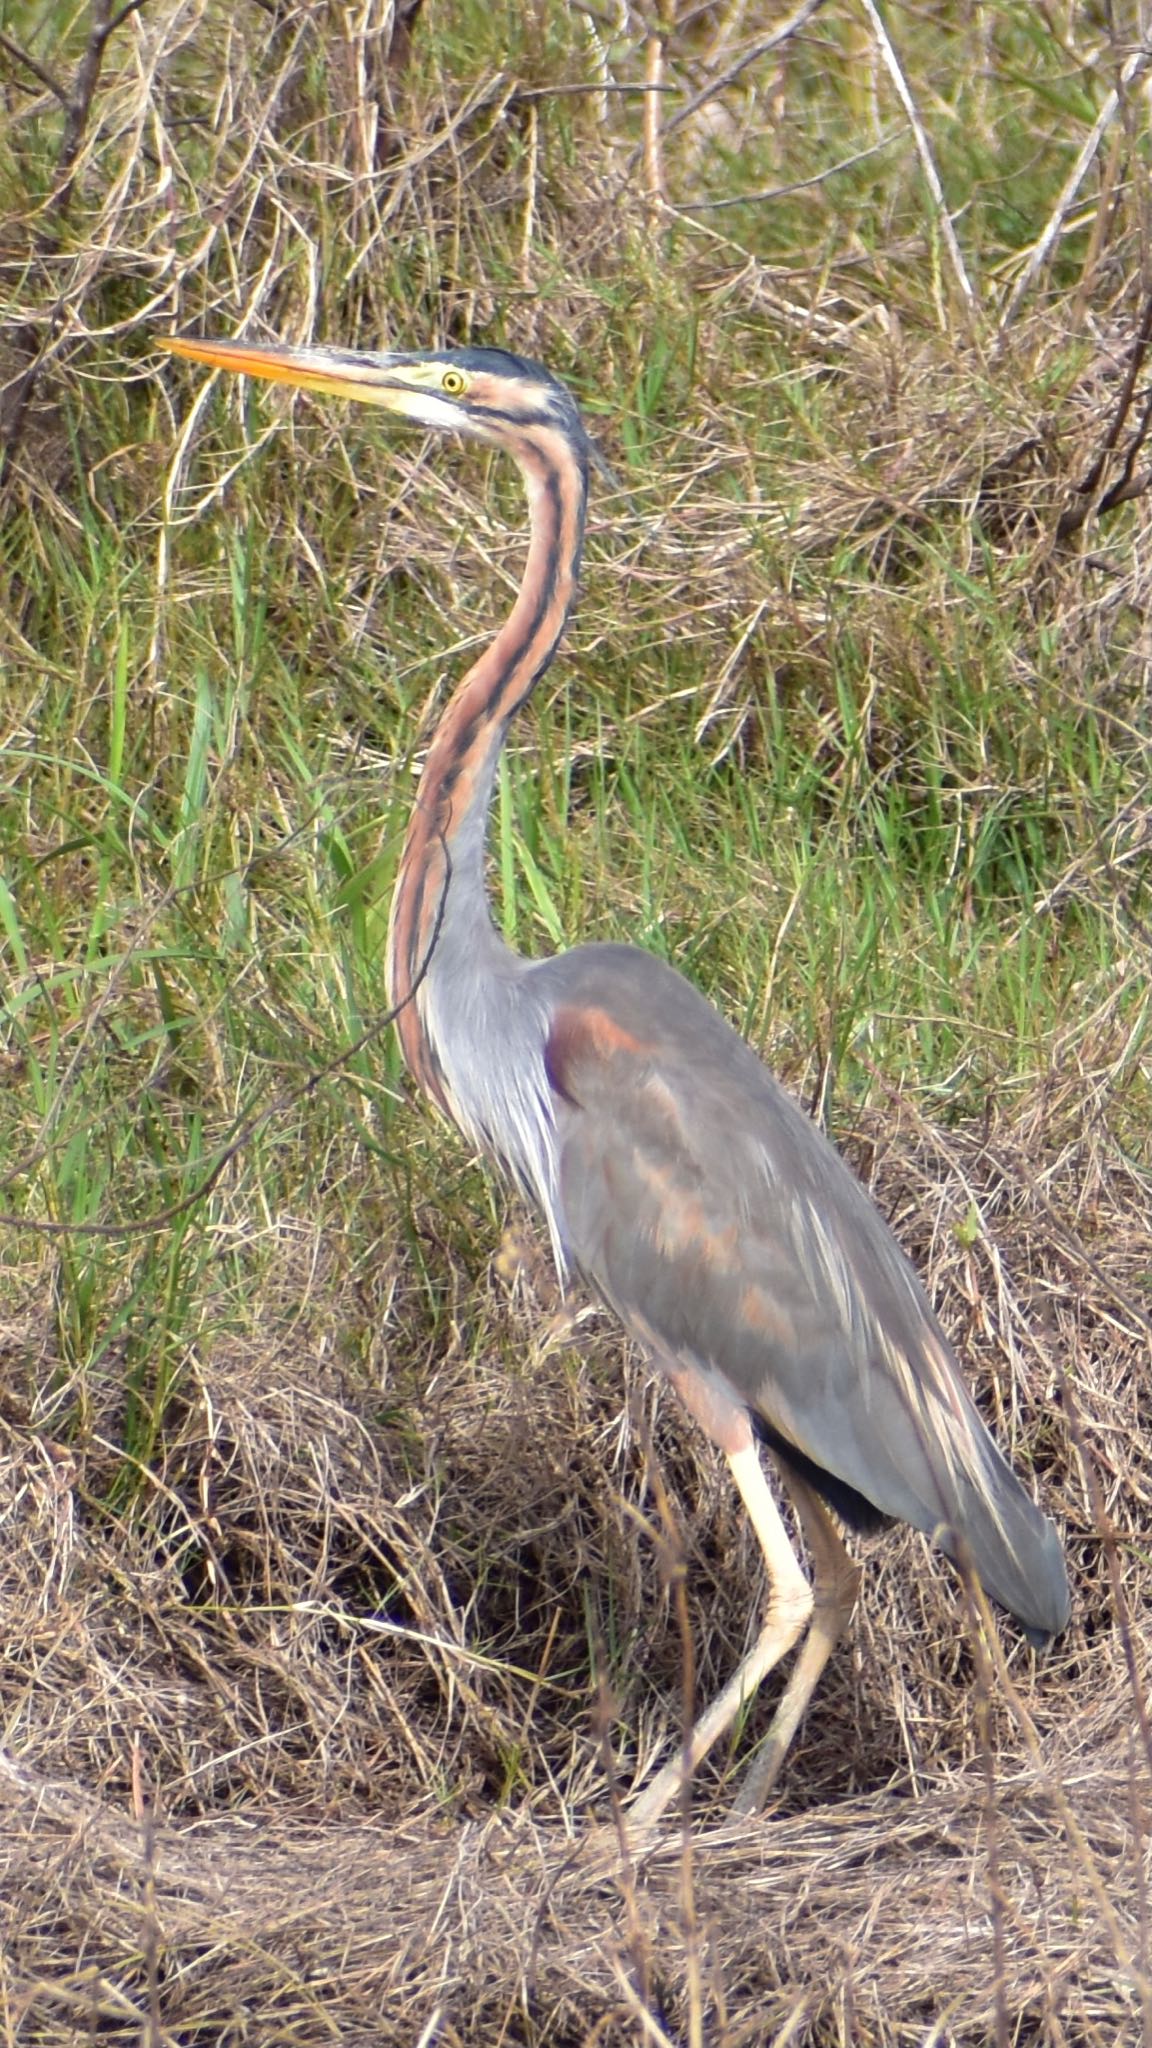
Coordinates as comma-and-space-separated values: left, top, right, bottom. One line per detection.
161, 336, 590, 461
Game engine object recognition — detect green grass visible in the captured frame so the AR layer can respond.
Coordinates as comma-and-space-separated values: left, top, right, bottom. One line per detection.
5, 419, 1145, 1412
3, 0, 1150, 1416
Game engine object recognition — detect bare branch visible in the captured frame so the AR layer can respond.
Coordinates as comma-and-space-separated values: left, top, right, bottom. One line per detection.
857, 0, 976, 319
1056, 291, 1152, 541
663, 0, 829, 142
0, 0, 148, 488
0, 28, 70, 104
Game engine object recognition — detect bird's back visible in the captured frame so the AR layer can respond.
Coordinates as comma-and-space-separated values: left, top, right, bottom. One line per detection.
533, 942, 1069, 1641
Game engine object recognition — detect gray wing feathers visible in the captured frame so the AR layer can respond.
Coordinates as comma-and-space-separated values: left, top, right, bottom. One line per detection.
540, 945, 1069, 1640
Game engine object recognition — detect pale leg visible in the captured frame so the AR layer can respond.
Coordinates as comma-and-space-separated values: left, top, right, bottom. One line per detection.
628, 1439, 813, 1832
731, 1467, 861, 1815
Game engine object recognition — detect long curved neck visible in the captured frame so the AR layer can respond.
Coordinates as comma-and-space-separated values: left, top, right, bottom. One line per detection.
387, 421, 588, 1112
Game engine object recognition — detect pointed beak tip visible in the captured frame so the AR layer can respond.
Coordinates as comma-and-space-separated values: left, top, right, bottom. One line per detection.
159, 333, 235, 370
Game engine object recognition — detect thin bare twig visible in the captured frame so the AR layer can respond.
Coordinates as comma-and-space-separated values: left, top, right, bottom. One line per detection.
1000, 48, 1152, 329
678, 130, 903, 212
1057, 291, 1152, 541
0, 29, 70, 104
0, 0, 148, 488
857, 0, 976, 318
663, 0, 828, 141
57, 0, 149, 215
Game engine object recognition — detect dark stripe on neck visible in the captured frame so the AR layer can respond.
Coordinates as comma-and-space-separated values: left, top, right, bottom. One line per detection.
463, 401, 573, 435
388, 413, 588, 1089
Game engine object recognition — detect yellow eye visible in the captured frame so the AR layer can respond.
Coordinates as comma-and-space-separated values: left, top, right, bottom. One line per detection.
441, 368, 467, 396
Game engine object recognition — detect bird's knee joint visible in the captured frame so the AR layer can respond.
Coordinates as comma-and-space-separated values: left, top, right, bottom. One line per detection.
766, 1575, 813, 1636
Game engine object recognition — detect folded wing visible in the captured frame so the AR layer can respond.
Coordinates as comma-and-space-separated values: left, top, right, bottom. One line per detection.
540, 944, 1069, 1641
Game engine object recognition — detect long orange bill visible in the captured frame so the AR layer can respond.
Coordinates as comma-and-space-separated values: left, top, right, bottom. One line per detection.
160, 335, 413, 410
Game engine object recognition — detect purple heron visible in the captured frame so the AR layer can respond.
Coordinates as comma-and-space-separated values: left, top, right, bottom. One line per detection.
163, 336, 1069, 1826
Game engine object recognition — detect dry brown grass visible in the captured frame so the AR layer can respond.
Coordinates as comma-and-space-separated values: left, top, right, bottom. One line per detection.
3, 1, 1152, 2042
3, 1080, 1149, 2043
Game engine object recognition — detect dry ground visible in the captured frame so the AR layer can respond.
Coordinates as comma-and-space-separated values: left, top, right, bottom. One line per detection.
2, 3, 1152, 2043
